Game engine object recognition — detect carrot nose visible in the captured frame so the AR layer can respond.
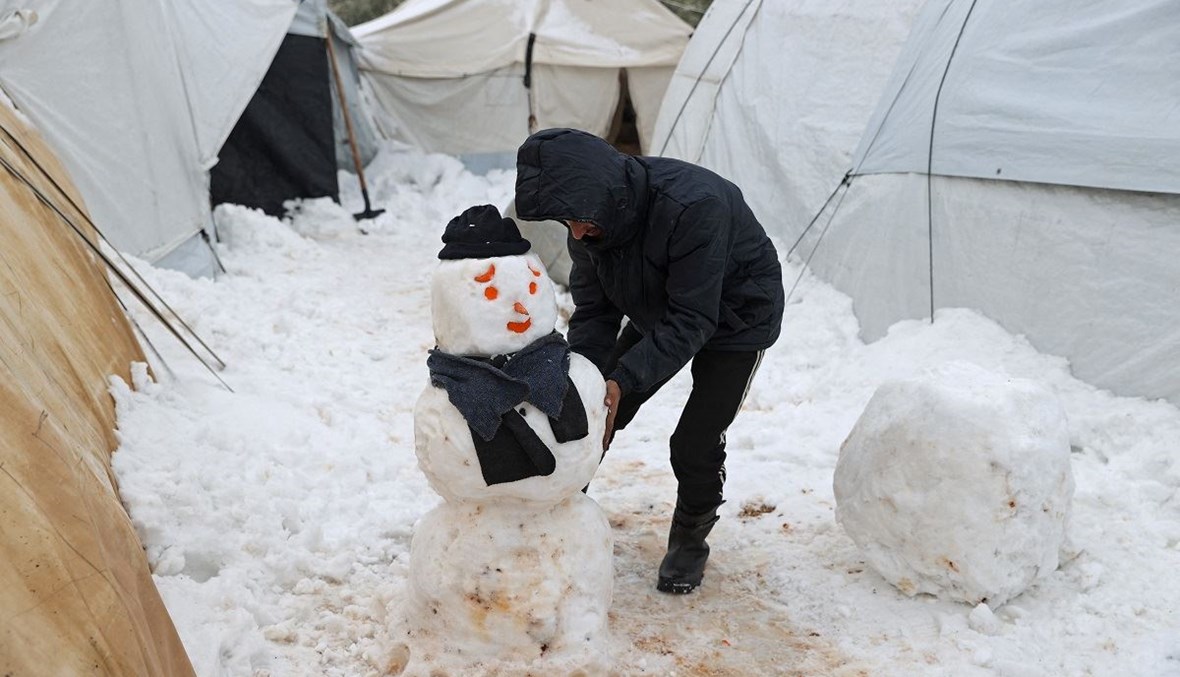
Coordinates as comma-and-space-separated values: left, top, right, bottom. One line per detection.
513, 302, 529, 315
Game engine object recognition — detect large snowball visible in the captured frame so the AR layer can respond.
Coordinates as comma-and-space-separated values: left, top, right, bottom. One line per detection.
833, 361, 1074, 607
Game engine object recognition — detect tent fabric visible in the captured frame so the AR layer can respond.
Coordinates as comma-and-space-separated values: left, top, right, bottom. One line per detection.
367, 65, 531, 156
289, 0, 330, 37
651, 0, 925, 242
651, 0, 761, 161
326, 17, 380, 173
212, 0, 378, 216
286, 0, 380, 171
0, 103, 194, 676
851, 0, 1180, 195
795, 173, 1180, 403
615, 65, 673, 153
354, 0, 689, 76
353, 0, 692, 158
168, 0, 299, 162
0, 0, 296, 273
532, 63, 621, 146
211, 33, 340, 216
802, 0, 1180, 403
654, 0, 1180, 404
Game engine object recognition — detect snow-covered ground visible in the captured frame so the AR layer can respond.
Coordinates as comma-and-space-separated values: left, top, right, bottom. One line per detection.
111, 149, 1180, 676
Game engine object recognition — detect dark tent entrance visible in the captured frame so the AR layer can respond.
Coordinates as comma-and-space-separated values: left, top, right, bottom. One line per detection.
605, 69, 642, 156
211, 34, 338, 217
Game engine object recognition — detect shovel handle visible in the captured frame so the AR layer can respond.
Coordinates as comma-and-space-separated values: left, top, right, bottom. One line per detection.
324, 23, 369, 194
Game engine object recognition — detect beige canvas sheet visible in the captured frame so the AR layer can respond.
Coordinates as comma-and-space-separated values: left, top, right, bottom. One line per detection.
0, 102, 194, 676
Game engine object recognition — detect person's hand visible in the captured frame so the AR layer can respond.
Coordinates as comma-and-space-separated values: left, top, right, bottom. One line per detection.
603, 379, 621, 452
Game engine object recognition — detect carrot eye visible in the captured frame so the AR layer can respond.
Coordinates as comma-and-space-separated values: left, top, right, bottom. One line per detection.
474, 264, 495, 283
529, 282, 537, 295
484, 286, 498, 300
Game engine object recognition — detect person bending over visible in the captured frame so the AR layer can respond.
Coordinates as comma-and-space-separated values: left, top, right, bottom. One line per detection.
514, 128, 785, 594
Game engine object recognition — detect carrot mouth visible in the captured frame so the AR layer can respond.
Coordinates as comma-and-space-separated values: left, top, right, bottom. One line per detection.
507, 318, 532, 333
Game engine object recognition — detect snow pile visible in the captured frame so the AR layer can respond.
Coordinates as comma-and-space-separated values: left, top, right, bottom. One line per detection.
833, 361, 1075, 607
109, 145, 1180, 675
389, 244, 612, 675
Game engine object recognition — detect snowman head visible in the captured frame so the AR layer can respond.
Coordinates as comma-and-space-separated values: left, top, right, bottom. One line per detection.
431, 205, 557, 356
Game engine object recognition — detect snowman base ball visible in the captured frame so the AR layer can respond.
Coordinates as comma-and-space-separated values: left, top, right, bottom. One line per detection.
389, 496, 613, 676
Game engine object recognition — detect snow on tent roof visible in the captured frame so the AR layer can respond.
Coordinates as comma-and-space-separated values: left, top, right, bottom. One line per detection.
0, 100, 194, 676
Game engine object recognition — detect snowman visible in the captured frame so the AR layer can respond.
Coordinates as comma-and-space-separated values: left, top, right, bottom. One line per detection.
390, 205, 613, 676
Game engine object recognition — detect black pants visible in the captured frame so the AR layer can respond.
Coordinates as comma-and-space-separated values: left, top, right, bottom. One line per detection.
606, 324, 765, 514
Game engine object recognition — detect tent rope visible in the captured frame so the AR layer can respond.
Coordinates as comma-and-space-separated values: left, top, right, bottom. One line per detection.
0, 123, 228, 370
783, 65, 921, 284
201, 230, 228, 275
782, 2, 959, 313
925, 0, 980, 323
785, 170, 852, 260
0, 147, 233, 392
784, 176, 854, 307
655, 0, 761, 158
109, 282, 178, 383
788, 0, 981, 322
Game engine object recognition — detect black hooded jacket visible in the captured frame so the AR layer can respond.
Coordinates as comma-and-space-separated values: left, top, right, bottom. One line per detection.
516, 128, 784, 395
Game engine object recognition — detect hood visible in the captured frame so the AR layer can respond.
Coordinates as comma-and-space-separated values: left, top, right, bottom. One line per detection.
515, 128, 649, 251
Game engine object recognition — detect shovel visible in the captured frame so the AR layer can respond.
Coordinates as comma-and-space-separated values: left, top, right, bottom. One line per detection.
325, 20, 384, 223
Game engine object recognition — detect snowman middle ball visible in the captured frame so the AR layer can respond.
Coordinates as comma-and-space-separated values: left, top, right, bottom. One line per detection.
416, 228, 605, 505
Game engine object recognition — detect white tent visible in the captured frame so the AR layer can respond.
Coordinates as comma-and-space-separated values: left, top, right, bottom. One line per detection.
353, 0, 692, 171
0, 1, 297, 277
654, 0, 1180, 405
652, 0, 926, 238
212, 0, 381, 218
293, 0, 380, 174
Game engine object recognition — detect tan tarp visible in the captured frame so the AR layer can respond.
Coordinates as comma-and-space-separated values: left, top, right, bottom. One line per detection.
0, 103, 195, 676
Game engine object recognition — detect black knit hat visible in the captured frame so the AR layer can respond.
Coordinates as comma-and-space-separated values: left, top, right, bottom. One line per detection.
438, 205, 531, 260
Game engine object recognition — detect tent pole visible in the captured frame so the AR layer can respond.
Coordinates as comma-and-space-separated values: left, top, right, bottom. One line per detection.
524, 33, 538, 133
325, 19, 384, 223
926, 0, 981, 324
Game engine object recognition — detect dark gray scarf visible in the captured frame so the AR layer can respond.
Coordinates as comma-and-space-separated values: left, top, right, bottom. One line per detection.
427, 332, 589, 485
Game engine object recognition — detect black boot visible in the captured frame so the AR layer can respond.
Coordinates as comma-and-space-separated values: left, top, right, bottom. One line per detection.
657, 502, 720, 594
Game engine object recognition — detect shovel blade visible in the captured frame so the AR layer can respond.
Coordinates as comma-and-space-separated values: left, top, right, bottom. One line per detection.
354, 207, 385, 221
